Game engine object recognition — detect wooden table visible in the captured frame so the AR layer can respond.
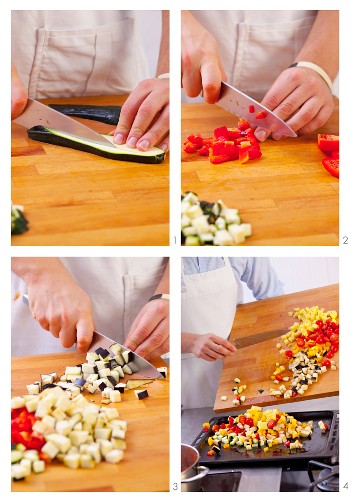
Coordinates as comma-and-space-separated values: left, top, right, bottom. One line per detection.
182, 99, 339, 245
12, 352, 169, 492
12, 95, 169, 246
214, 284, 339, 413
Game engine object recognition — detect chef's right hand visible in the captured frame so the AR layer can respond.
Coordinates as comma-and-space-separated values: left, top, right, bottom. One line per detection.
181, 11, 226, 104
191, 333, 236, 362
11, 64, 28, 120
27, 271, 94, 353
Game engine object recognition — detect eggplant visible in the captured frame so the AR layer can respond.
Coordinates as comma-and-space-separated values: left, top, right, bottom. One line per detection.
27, 126, 165, 164
48, 104, 122, 125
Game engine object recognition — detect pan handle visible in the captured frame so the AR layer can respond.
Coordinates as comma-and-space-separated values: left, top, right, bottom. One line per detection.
181, 466, 209, 483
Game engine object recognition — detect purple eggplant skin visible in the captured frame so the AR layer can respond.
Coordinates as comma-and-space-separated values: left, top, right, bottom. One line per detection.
27, 126, 165, 164
48, 104, 121, 125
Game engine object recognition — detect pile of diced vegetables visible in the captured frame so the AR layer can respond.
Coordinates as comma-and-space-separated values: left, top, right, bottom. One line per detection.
203, 406, 317, 455
183, 120, 263, 164
270, 307, 338, 399
11, 344, 165, 481
181, 191, 251, 246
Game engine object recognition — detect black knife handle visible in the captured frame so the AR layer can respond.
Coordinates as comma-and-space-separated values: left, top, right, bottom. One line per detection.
48, 104, 122, 125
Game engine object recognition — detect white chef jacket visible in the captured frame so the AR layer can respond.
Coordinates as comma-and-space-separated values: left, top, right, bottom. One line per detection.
11, 257, 168, 356
182, 257, 284, 304
11, 11, 149, 98
190, 10, 318, 99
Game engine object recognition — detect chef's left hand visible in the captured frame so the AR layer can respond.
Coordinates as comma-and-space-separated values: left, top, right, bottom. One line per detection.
124, 298, 169, 361
254, 67, 334, 142
112, 77, 169, 153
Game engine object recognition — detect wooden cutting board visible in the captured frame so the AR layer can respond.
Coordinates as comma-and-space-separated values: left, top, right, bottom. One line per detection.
12, 352, 169, 492
182, 99, 339, 246
12, 95, 169, 246
214, 284, 339, 413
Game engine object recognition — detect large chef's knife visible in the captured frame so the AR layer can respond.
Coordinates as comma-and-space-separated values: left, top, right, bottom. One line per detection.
22, 294, 162, 379
13, 98, 116, 148
233, 329, 288, 350
216, 82, 297, 137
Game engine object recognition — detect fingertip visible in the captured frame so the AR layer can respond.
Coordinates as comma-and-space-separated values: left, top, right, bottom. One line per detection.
254, 129, 268, 142
113, 133, 125, 145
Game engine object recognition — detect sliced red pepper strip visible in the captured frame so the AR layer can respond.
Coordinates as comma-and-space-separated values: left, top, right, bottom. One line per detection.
322, 157, 339, 178
317, 134, 339, 154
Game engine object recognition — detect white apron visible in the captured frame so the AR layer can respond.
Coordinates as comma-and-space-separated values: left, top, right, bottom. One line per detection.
190, 10, 317, 99
11, 257, 167, 356
181, 258, 238, 409
11, 11, 148, 98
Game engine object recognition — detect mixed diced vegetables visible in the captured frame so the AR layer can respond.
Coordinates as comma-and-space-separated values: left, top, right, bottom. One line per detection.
181, 191, 251, 246
11, 344, 161, 481
270, 307, 338, 399
204, 406, 313, 455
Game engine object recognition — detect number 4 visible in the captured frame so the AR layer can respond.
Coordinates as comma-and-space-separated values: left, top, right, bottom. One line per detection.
343, 482, 348, 489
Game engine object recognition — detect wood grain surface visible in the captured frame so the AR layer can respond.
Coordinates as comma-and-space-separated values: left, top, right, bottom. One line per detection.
182, 99, 339, 246
214, 284, 339, 413
12, 352, 169, 492
12, 95, 169, 246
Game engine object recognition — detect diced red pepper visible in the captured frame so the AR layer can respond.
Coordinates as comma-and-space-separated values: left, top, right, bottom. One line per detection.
184, 141, 200, 154
248, 105, 255, 113
237, 118, 251, 131
207, 450, 215, 456
285, 349, 293, 358
256, 111, 267, 120
198, 145, 210, 156
187, 134, 204, 145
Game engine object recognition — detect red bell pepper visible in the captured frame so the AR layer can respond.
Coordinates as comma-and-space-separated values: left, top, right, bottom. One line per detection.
317, 134, 339, 154
322, 157, 339, 178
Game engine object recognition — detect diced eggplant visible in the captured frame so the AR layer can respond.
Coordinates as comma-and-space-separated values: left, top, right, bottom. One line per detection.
134, 389, 149, 400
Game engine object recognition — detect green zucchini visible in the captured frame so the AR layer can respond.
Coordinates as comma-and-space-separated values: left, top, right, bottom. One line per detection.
48, 104, 121, 125
27, 126, 165, 164
11, 205, 29, 235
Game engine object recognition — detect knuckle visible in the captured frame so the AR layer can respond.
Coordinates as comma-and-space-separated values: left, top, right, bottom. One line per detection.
300, 108, 315, 124
280, 101, 295, 116
263, 94, 280, 109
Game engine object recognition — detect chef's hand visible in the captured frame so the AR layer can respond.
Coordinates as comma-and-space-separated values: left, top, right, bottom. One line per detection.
26, 268, 94, 353
181, 11, 226, 103
112, 77, 169, 153
254, 67, 334, 142
187, 333, 236, 362
124, 298, 169, 360
11, 64, 28, 120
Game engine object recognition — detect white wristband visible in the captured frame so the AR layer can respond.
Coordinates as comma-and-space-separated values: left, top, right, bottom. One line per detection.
289, 62, 333, 91
157, 73, 170, 79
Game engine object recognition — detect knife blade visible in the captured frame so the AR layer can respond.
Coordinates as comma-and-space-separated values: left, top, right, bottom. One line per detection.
22, 294, 162, 379
216, 82, 297, 137
13, 98, 116, 148
233, 329, 288, 350
89, 330, 163, 379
